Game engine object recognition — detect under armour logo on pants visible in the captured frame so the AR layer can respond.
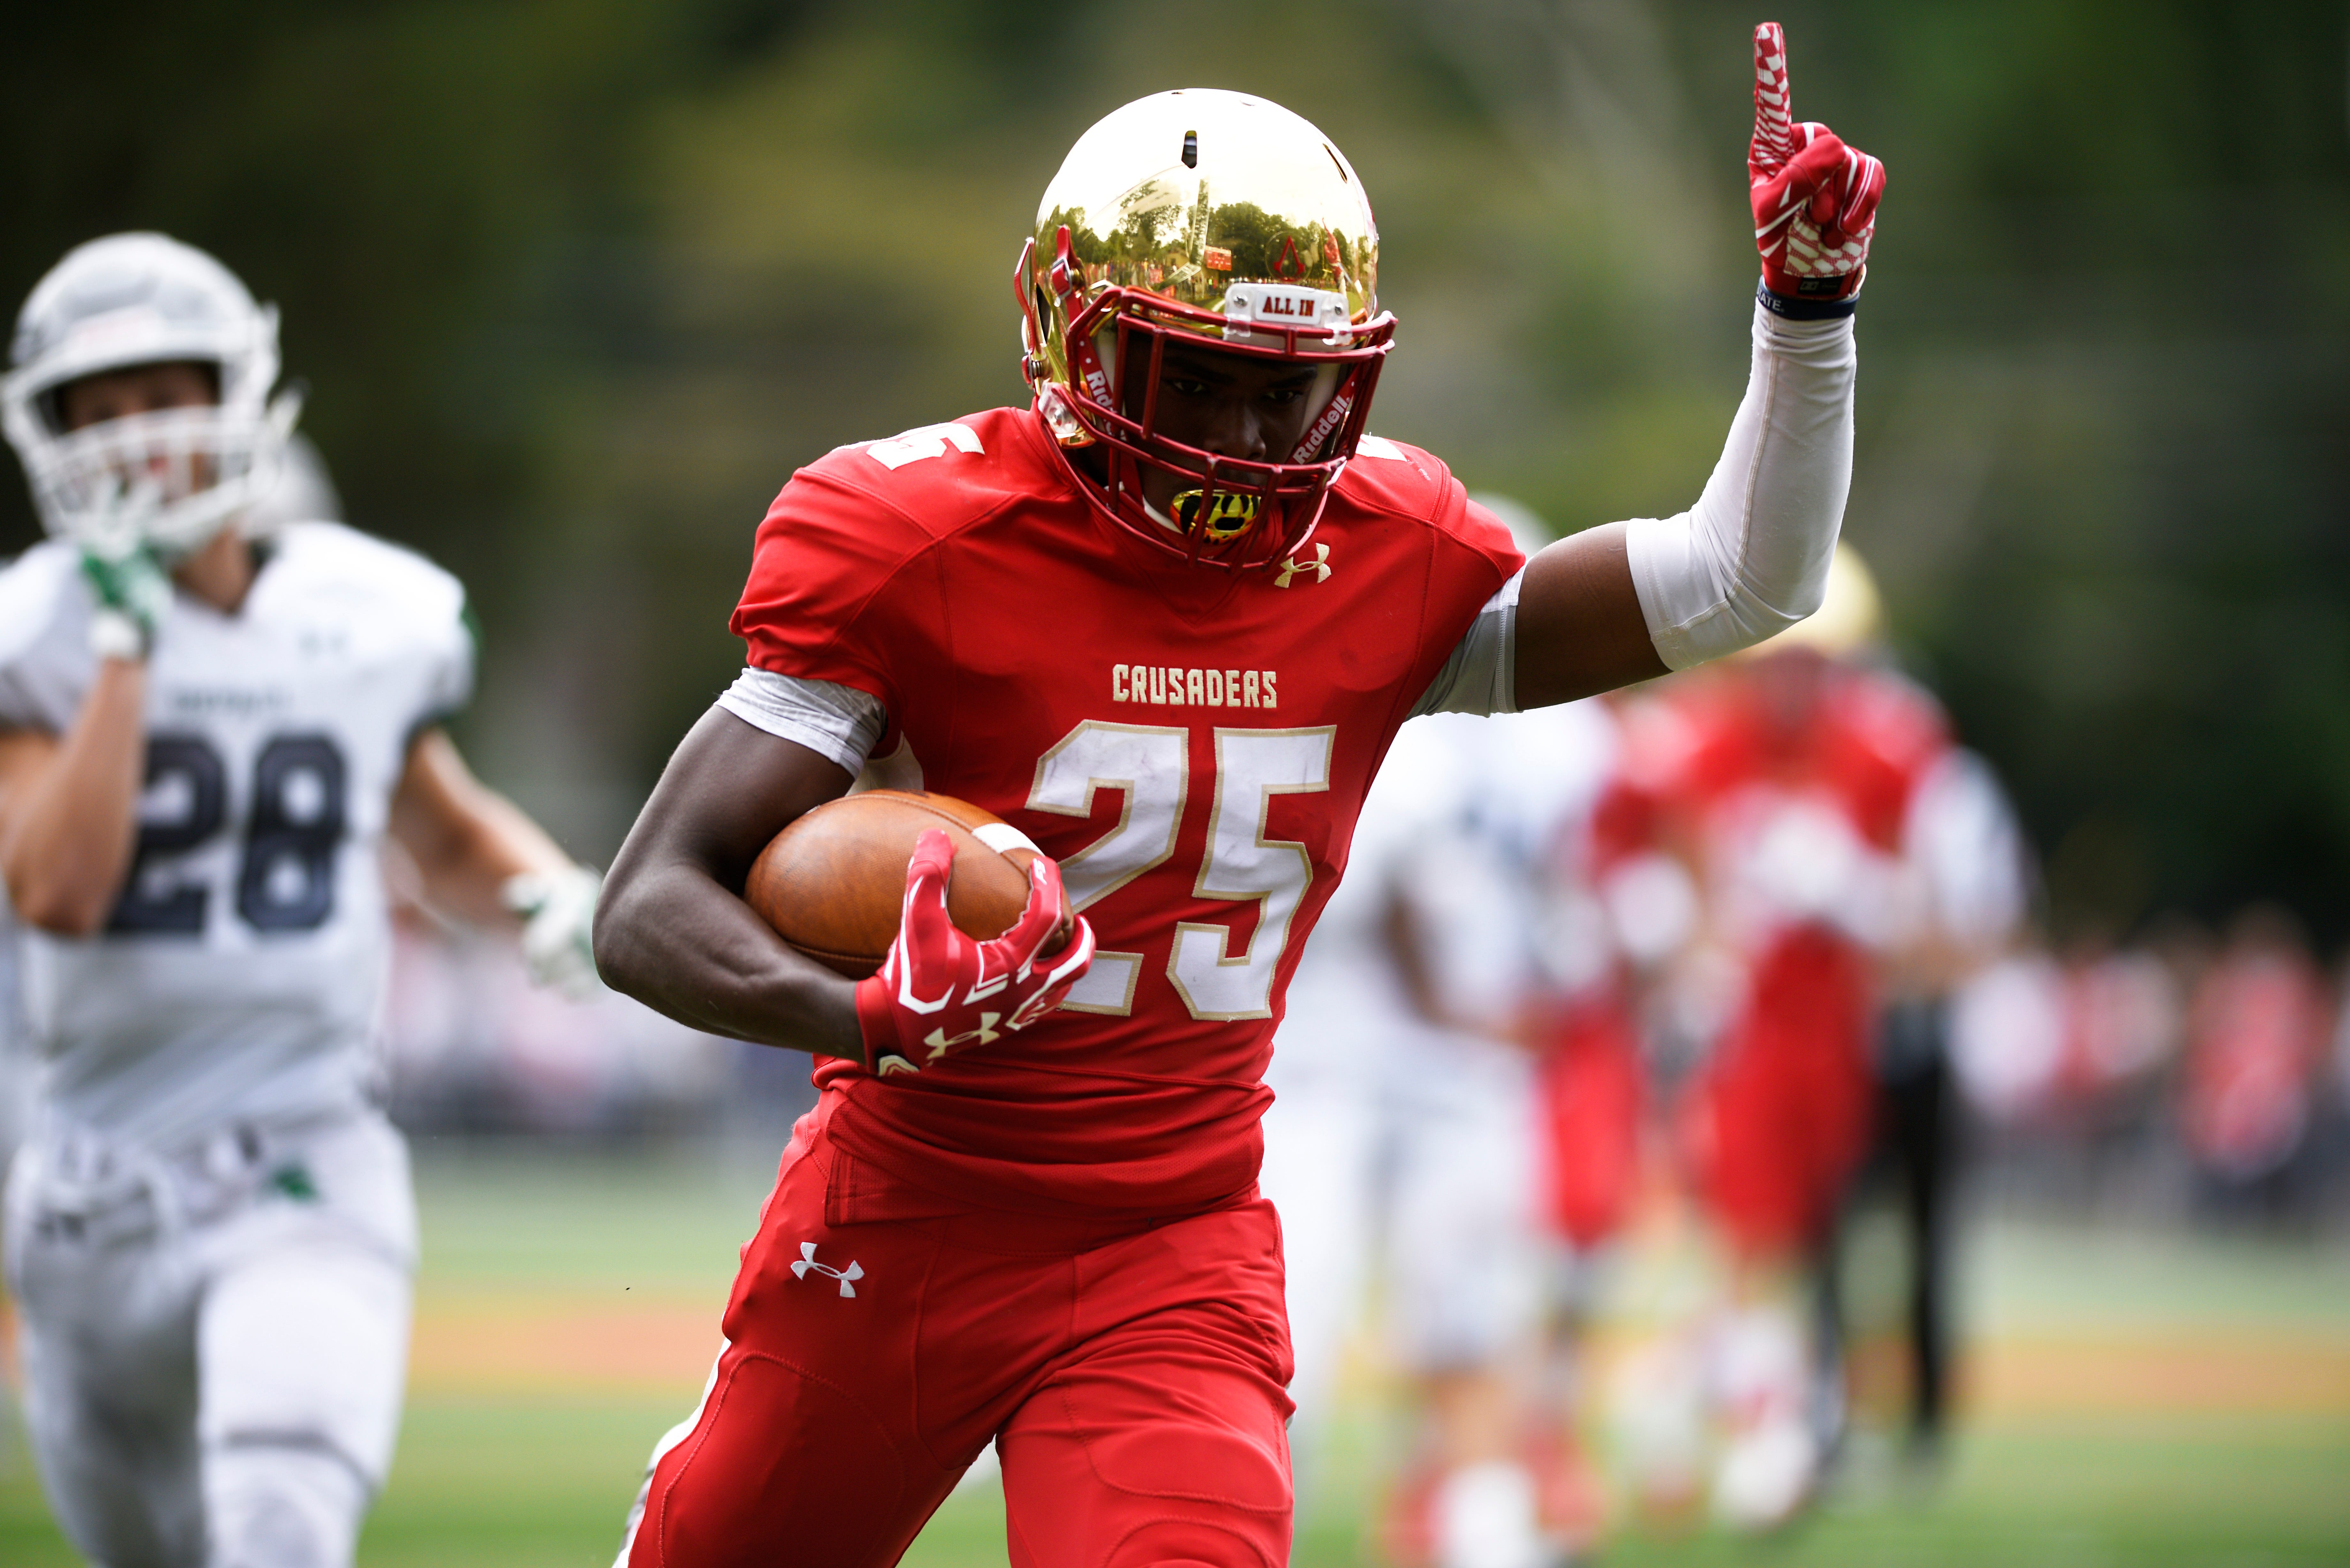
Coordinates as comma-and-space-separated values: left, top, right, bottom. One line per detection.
791, 1241, 865, 1297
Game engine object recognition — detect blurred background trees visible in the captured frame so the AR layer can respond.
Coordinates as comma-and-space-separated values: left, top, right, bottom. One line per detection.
6, 0, 2347, 943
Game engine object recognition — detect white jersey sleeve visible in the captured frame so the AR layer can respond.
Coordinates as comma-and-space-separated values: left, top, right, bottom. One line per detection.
0, 544, 96, 735
1408, 569, 1524, 719
7, 523, 478, 1151
716, 668, 886, 775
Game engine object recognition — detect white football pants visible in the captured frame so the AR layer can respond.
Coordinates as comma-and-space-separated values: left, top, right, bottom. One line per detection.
4, 1108, 414, 1568
1260, 1027, 1542, 1440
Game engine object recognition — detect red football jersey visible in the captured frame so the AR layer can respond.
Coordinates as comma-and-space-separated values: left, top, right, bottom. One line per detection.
1588, 659, 1952, 1256
732, 407, 1521, 1216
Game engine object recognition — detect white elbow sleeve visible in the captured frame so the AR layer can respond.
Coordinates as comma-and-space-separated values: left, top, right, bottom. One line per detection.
1624, 304, 1857, 669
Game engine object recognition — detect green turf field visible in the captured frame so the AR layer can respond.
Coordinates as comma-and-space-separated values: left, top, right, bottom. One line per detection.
3, 1139, 2346, 1565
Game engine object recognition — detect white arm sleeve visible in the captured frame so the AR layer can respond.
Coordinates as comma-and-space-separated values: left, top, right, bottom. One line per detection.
716, 668, 887, 776
1624, 303, 1857, 669
1410, 567, 1525, 718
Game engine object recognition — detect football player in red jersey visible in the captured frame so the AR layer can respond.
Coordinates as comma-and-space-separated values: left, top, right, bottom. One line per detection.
594, 25, 1881, 1568
1587, 547, 2025, 1523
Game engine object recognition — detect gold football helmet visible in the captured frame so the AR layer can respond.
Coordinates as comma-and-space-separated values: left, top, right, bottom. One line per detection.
1017, 89, 1396, 569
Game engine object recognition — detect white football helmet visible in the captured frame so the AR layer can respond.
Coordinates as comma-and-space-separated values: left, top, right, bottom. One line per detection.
3, 232, 302, 556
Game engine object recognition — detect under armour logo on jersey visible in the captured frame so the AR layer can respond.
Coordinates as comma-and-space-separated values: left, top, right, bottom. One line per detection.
791, 1242, 865, 1297
1276, 543, 1332, 588
923, 1013, 1002, 1060
865, 422, 984, 471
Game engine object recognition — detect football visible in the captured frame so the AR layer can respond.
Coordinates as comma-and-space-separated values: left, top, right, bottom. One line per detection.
744, 788, 1072, 978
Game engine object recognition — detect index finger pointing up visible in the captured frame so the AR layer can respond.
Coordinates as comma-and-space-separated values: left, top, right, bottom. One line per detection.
1752, 21, 1795, 172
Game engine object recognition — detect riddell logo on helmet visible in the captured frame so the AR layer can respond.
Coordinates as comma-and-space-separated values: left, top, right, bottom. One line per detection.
1112, 665, 1278, 709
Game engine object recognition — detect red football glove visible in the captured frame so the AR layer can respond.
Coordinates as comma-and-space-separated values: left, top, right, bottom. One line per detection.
1749, 21, 1884, 315
852, 829, 1096, 1077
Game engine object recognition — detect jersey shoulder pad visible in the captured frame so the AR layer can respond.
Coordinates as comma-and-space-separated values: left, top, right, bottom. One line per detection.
0, 544, 85, 668
267, 522, 468, 638
792, 408, 1047, 542
0, 544, 93, 733
737, 412, 1045, 698
1334, 433, 1457, 520
1336, 436, 1520, 570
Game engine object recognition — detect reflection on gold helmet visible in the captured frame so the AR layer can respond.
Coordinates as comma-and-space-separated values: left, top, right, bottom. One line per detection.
1016, 89, 1396, 569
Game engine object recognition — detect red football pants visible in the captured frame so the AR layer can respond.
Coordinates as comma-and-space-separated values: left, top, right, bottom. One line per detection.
1687, 925, 1873, 1259
619, 1119, 1296, 1568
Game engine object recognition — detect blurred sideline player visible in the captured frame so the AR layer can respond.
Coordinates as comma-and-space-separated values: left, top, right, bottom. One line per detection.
594, 35, 1882, 1568
1590, 546, 2020, 1522
0, 233, 599, 1568
1260, 500, 1617, 1568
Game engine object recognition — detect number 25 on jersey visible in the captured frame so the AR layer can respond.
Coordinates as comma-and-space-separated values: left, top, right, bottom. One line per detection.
1027, 720, 1332, 1021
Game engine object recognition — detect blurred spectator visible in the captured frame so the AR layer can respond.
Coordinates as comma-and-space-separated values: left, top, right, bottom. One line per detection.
2179, 908, 2332, 1217
1952, 953, 2070, 1126
2060, 945, 2184, 1110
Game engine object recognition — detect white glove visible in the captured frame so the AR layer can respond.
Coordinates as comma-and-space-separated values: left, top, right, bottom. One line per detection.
503, 863, 603, 1001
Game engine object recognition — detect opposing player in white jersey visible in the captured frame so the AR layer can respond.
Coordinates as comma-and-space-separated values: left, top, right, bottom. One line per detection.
1261, 501, 1618, 1568
0, 233, 600, 1568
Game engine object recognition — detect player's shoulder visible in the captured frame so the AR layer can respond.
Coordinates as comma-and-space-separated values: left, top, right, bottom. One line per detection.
262, 521, 467, 633
0, 541, 89, 672
785, 407, 1057, 543
1332, 435, 1517, 569
1334, 433, 1451, 516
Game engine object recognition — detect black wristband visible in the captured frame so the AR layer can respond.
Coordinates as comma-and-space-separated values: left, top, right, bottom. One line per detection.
1756, 277, 1860, 321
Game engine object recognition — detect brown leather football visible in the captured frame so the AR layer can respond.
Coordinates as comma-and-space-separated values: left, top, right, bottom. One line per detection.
743, 789, 1070, 979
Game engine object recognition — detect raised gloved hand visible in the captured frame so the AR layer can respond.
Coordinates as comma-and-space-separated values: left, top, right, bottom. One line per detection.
503, 863, 604, 1001
79, 509, 173, 663
1749, 21, 1885, 315
853, 830, 1095, 1077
